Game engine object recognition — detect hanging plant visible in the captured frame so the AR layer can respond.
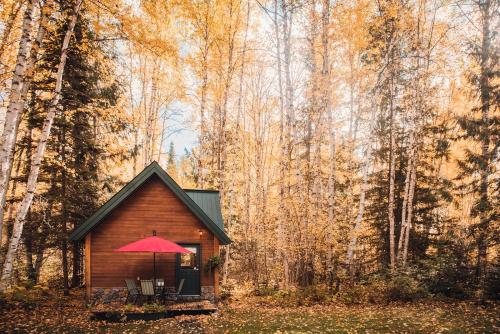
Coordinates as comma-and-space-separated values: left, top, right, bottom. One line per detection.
206, 255, 221, 273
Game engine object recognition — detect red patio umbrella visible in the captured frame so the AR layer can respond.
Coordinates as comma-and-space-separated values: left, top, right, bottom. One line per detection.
115, 231, 191, 282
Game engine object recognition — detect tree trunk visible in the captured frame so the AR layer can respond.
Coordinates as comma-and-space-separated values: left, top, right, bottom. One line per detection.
397, 130, 414, 261
197, 2, 212, 188
282, 0, 301, 286
18, 0, 50, 109
0, 0, 83, 292
0, 0, 38, 246
218, 0, 236, 208
388, 78, 396, 272
346, 96, 377, 276
61, 113, 70, 296
476, 0, 492, 302
1, 142, 24, 266
34, 245, 44, 282
24, 226, 35, 282
2, 3, 48, 261
320, 0, 336, 291
402, 157, 416, 265
274, 0, 290, 289
61, 237, 69, 295
221, 0, 250, 286
127, 42, 138, 176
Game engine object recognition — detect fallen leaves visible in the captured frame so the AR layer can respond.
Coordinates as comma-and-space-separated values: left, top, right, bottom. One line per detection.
0, 290, 498, 333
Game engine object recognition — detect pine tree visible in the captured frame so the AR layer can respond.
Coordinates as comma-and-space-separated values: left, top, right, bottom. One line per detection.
456, 0, 499, 301
166, 141, 178, 181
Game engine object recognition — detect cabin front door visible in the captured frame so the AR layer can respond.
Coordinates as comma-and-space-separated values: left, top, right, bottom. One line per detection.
176, 244, 201, 295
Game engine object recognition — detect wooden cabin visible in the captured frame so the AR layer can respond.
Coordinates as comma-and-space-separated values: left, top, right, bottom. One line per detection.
70, 161, 231, 302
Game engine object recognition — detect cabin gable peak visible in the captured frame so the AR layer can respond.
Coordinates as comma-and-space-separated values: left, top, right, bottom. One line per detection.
69, 161, 231, 244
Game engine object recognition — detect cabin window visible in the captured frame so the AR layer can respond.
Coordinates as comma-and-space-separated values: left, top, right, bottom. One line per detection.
180, 246, 198, 269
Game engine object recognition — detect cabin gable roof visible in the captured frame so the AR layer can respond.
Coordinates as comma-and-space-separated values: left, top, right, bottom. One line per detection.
69, 161, 231, 244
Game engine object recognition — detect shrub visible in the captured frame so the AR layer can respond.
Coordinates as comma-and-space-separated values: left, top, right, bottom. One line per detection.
298, 285, 330, 305
253, 285, 278, 297
142, 302, 166, 313
338, 269, 429, 304
385, 273, 429, 302
337, 282, 385, 304
10, 290, 29, 303
265, 285, 331, 307
123, 303, 136, 312
220, 280, 235, 300
20, 280, 35, 289
3, 286, 38, 304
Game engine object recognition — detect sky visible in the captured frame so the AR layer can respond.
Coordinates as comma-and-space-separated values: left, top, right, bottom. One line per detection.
166, 121, 197, 158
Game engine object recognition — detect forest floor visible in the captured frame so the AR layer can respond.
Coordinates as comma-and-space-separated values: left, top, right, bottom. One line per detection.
0, 291, 498, 333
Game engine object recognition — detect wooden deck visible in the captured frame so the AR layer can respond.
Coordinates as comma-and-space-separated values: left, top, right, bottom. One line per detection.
91, 300, 217, 322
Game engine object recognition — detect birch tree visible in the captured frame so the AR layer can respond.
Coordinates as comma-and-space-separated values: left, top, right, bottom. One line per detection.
221, 0, 250, 286
345, 96, 377, 275
0, 0, 83, 291
0, 0, 37, 245
274, 0, 290, 289
320, 0, 336, 290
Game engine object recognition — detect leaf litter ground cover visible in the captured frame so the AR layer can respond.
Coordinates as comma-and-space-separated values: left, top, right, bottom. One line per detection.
0, 290, 498, 333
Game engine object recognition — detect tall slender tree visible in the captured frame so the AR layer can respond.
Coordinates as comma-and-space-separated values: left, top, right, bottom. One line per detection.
0, 0, 83, 292
457, 0, 499, 301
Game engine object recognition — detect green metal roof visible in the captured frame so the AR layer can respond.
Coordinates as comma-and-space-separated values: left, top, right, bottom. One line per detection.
69, 161, 231, 244
184, 190, 224, 231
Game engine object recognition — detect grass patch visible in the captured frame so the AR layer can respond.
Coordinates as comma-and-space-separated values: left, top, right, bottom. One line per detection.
208, 301, 499, 333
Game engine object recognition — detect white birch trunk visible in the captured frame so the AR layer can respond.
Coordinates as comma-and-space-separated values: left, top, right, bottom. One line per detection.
198, 17, 210, 188
320, 0, 335, 288
402, 156, 416, 265
0, 0, 83, 291
0, 2, 49, 255
18, 3, 49, 112
388, 80, 397, 272
397, 129, 414, 260
222, 0, 250, 286
274, 0, 290, 289
0, 0, 37, 245
345, 97, 377, 270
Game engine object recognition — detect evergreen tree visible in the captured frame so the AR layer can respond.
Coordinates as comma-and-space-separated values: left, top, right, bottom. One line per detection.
456, 0, 499, 300
17, 0, 124, 289
166, 141, 178, 181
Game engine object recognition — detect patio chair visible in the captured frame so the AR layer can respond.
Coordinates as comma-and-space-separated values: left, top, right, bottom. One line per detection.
140, 279, 156, 303
124, 279, 140, 304
165, 278, 185, 301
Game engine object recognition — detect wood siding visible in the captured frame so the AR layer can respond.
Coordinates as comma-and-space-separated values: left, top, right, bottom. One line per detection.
85, 233, 91, 298
90, 175, 218, 289
213, 237, 220, 297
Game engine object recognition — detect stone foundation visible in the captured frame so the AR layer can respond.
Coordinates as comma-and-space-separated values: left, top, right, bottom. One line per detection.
91, 287, 128, 305
201, 286, 215, 301
90, 286, 216, 304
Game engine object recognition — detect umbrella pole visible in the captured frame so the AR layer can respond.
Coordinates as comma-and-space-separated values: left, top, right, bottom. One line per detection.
153, 252, 156, 283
